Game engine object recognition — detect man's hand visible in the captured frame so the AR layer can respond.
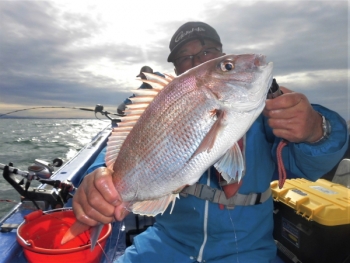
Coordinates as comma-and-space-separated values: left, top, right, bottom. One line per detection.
263, 87, 323, 143
72, 167, 130, 226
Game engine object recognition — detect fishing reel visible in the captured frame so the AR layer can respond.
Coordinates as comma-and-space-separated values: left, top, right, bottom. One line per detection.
94, 104, 121, 126
267, 78, 283, 99
27, 158, 63, 179
0, 158, 75, 211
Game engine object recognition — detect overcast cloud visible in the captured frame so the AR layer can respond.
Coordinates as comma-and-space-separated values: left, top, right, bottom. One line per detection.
0, 0, 348, 120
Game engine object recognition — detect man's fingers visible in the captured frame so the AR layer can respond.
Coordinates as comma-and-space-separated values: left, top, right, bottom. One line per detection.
265, 93, 304, 112
73, 193, 116, 225
72, 167, 120, 225
72, 190, 111, 226
115, 203, 130, 221
72, 203, 99, 227
279, 86, 293, 94
94, 167, 122, 206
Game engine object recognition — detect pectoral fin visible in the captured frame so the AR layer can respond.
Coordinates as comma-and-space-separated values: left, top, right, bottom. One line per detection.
131, 193, 179, 216
193, 109, 226, 157
214, 141, 244, 183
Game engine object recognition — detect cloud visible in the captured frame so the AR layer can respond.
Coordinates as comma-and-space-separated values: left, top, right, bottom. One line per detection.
206, 1, 347, 72
200, 1, 348, 119
0, 1, 141, 116
0, 0, 348, 120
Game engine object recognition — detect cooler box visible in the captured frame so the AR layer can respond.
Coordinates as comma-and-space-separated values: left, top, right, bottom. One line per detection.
271, 178, 350, 263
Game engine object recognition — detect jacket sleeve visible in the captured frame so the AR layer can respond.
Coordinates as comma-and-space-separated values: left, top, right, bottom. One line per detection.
85, 147, 107, 174
75, 147, 107, 186
271, 104, 349, 181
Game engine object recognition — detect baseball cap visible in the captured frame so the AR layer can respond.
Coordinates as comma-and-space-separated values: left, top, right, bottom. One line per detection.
136, 66, 153, 77
167, 21, 222, 62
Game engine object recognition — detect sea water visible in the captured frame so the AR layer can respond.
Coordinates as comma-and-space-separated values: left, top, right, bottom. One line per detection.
0, 118, 110, 218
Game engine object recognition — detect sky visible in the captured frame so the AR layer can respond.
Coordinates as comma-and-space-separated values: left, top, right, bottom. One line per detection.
0, 0, 348, 120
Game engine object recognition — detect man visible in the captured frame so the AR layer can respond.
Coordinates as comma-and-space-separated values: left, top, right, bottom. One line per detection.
73, 22, 348, 262
117, 66, 158, 115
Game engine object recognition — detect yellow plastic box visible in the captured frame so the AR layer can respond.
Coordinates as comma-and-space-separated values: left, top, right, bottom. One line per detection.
271, 178, 350, 263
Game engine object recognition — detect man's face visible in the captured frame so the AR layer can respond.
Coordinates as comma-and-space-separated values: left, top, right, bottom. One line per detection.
173, 39, 224, 75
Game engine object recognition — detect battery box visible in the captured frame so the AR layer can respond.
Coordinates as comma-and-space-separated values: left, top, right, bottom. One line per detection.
271, 178, 350, 263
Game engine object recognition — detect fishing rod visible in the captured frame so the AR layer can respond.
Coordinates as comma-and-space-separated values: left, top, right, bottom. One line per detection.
0, 104, 124, 121
2, 80, 280, 118
0, 158, 63, 181
0, 106, 95, 118
0, 163, 42, 181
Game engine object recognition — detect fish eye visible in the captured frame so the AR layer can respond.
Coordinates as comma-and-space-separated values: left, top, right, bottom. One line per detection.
221, 61, 234, 71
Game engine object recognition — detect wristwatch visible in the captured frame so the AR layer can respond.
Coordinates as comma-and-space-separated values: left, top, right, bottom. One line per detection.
312, 114, 331, 143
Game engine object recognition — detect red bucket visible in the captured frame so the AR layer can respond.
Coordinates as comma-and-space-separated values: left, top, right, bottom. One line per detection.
16, 208, 111, 263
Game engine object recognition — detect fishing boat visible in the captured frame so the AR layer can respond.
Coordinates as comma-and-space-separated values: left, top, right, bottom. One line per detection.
0, 105, 349, 263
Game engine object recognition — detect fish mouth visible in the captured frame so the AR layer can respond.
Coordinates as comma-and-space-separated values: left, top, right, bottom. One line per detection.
258, 61, 274, 97
247, 62, 274, 111
223, 61, 273, 112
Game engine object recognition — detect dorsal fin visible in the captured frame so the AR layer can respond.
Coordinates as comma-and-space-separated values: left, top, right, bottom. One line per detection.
129, 96, 154, 103
140, 72, 172, 91
163, 73, 175, 81
125, 103, 149, 109
143, 72, 172, 86
105, 72, 175, 171
132, 89, 159, 96
120, 114, 142, 121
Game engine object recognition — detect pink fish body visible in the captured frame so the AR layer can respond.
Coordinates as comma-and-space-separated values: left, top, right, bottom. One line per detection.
106, 54, 273, 215
62, 54, 273, 248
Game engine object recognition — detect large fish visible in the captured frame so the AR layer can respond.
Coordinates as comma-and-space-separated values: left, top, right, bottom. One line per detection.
62, 53, 273, 248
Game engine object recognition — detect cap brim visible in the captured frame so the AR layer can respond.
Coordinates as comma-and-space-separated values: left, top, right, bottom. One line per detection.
167, 36, 222, 62
167, 37, 195, 62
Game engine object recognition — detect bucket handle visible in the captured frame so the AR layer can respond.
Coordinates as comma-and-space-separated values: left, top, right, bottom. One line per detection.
17, 207, 74, 246
42, 207, 73, 215
16, 219, 32, 246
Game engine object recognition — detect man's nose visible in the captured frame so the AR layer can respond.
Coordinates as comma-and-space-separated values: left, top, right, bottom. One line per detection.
192, 56, 203, 67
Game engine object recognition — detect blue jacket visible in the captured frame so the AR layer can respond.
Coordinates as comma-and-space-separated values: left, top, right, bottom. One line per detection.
87, 105, 348, 263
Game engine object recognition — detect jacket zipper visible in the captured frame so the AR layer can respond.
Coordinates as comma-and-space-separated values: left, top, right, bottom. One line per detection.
197, 169, 210, 262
